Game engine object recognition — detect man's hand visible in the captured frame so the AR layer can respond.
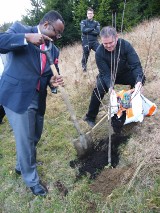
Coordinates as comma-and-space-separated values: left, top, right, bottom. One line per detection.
135, 81, 142, 88
50, 75, 64, 88
109, 87, 115, 95
135, 81, 143, 93
25, 33, 53, 46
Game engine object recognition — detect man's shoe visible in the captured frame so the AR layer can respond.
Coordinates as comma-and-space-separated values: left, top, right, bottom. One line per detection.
30, 183, 48, 196
83, 116, 95, 127
15, 169, 21, 175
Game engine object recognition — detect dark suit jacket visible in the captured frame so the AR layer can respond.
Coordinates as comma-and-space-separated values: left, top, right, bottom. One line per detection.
0, 22, 59, 115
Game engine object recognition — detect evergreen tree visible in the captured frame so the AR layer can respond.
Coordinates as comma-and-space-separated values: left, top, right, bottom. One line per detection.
0, 22, 12, 32
21, 0, 160, 47
96, 0, 112, 27
43, 0, 80, 46
141, 0, 160, 18
72, 0, 88, 33
122, 0, 145, 31
22, 0, 44, 26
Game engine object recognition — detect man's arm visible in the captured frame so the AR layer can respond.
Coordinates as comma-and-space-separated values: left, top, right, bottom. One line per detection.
95, 49, 111, 89
0, 22, 52, 54
90, 21, 100, 36
0, 32, 27, 53
125, 41, 144, 84
80, 20, 94, 34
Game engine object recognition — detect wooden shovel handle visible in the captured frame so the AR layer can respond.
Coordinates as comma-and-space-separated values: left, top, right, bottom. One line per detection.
50, 65, 83, 136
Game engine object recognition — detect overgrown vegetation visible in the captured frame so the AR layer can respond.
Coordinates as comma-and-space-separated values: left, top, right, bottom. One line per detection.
0, 18, 160, 212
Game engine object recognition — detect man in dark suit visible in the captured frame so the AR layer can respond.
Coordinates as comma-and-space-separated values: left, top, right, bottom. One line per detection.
0, 10, 65, 196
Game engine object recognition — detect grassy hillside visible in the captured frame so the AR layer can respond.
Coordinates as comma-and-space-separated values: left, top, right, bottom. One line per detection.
0, 18, 160, 213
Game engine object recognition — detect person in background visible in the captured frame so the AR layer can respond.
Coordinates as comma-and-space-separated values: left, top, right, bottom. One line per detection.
80, 7, 100, 72
0, 10, 65, 196
84, 26, 145, 127
0, 54, 6, 124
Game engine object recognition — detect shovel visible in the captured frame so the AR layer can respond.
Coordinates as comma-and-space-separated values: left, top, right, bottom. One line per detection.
35, 41, 93, 157
73, 113, 108, 157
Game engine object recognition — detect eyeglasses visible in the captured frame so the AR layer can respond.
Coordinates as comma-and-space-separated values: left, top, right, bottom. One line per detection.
49, 24, 62, 39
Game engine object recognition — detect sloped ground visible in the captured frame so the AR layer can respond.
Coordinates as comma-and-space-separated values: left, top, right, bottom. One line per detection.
60, 18, 160, 200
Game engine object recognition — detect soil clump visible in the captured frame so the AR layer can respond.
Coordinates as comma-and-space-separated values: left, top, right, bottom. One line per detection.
70, 134, 135, 197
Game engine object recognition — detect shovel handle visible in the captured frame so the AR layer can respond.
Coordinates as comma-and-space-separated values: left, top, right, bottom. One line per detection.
36, 43, 83, 135
59, 86, 84, 135
49, 64, 83, 135
34, 41, 52, 53
50, 64, 60, 94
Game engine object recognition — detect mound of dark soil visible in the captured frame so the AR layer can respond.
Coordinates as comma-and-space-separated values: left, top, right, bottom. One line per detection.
70, 134, 135, 197
70, 134, 130, 179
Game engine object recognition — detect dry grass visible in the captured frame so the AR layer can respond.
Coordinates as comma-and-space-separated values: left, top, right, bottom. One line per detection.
122, 18, 160, 79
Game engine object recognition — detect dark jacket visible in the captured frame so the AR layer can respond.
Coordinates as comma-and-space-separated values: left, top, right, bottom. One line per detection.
96, 38, 144, 88
80, 19, 100, 42
0, 21, 59, 115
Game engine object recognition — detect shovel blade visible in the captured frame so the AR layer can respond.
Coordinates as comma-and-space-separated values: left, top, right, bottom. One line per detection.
73, 132, 93, 158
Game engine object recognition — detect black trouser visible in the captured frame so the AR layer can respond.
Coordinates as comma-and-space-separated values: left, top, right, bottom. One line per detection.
81, 40, 99, 68
86, 72, 145, 121
0, 105, 5, 123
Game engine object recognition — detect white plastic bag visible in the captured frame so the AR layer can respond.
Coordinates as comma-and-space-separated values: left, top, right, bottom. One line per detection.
110, 85, 157, 126
124, 86, 143, 124
141, 94, 157, 116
